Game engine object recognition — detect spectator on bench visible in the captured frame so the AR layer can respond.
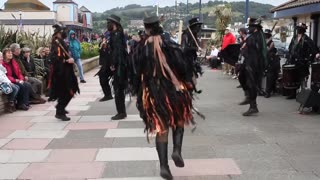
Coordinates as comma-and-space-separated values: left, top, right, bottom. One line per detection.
2, 49, 30, 111
0, 52, 20, 113
10, 44, 46, 104
206, 45, 220, 69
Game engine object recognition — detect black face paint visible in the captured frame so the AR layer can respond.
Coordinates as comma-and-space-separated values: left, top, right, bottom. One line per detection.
248, 26, 255, 34
297, 28, 305, 35
191, 24, 201, 34
61, 31, 68, 39
107, 21, 113, 31
265, 34, 271, 39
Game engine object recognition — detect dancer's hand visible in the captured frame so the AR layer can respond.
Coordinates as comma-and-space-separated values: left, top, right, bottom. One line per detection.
67, 58, 74, 64
110, 66, 115, 71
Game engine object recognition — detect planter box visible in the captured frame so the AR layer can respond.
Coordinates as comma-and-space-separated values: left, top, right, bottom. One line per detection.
74, 56, 99, 76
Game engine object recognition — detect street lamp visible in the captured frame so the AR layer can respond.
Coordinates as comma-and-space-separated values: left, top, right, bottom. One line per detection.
199, 0, 202, 21
18, 10, 22, 32
245, 0, 249, 23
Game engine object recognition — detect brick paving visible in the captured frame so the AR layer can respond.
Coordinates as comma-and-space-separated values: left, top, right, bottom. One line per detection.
0, 68, 319, 179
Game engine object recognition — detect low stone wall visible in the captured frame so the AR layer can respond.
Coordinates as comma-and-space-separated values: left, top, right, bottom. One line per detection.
82, 56, 99, 74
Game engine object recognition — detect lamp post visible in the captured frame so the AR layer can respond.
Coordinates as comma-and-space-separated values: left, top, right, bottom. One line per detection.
187, 0, 189, 14
245, 0, 249, 23
199, 0, 202, 21
18, 10, 22, 32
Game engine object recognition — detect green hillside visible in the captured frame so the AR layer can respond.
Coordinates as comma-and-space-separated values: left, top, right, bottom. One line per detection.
92, 1, 274, 33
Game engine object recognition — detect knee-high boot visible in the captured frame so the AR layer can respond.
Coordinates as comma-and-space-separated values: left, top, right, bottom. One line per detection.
156, 134, 173, 180
172, 127, 184, 167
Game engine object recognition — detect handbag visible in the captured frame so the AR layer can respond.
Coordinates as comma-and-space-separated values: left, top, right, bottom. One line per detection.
0, 82, 13, 94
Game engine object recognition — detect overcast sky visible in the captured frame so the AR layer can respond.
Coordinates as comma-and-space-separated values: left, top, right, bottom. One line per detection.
0, 0, 287, 13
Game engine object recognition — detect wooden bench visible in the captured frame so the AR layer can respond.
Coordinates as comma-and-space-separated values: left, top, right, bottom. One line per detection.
0, 91, 7, 114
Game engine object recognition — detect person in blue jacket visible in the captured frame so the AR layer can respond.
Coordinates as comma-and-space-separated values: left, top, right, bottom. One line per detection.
69, 30, 86, 83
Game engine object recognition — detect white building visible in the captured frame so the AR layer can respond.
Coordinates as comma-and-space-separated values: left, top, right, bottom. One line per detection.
0, 0, 93, 38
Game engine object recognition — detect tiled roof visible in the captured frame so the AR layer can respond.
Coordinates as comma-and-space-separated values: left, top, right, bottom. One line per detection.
53, 0, 77, 5
271, 0, 320, 12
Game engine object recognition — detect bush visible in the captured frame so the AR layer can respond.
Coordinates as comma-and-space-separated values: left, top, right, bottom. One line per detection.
81, 42, 99, 59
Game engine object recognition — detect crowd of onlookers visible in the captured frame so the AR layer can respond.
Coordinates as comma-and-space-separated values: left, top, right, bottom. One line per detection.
0, 29, 88, 114
0, 44, 48, 113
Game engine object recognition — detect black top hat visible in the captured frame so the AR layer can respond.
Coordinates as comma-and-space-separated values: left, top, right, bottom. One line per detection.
107, 14, 121, 24
143, 16, 160, 24
188, 17, 203, 27
247, 17, 262, 28
296, 23, 307, 30
264, 29, 272, 35
52, 24, 65, 35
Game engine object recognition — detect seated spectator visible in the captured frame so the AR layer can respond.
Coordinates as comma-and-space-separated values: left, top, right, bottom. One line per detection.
2, 48, 30, 111
21, 48, 45, 102
0, 52, 20, 113
10, 44, 46, 104
36, 47, 45, 59
206, 45, 220, 69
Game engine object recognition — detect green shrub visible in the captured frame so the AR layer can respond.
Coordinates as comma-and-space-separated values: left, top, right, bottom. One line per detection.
81, 42, 99, 59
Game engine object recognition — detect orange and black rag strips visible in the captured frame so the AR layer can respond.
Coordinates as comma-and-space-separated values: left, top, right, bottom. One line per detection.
132, 35, 195, 139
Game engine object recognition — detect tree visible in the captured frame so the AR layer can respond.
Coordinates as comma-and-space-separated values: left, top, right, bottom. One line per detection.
211, 4, 232, 46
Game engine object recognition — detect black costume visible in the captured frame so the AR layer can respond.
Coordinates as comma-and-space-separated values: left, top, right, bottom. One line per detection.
264, 29, 280, 98
107, 15, 128, 120
181, 17, 203, 91
239, 18, 267, 116
133, 16, 194, 180
96, 35, 113, 102
49, 24, 79, 121
287, 23, 318, 99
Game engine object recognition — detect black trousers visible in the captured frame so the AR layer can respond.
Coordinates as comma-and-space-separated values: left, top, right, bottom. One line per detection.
210, 57, 220, 69
114, 83, 126, 114
238, 65, 247, 91
56, 93, 72, 115
265, 69, 279, 94
243, 67, 258, 102
99, 72, 112, 97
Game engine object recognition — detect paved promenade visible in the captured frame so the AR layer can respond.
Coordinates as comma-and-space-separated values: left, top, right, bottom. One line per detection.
0, 67, 319, 180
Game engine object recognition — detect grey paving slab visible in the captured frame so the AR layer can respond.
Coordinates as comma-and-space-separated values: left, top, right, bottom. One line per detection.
279, 143, 320, 157
235, 157, 295, 173
231, 172, 320, 180
284, 155, 320, 172
169, 146, 216, 159
168, 135, 220, 147
65, 130, 107, 139
47, 138, 114, 149
102, 161, 158, 178
117, 121, 145, 128
214, 144, 289, 159
112, 137, 155, 148
215, 133, 265, 146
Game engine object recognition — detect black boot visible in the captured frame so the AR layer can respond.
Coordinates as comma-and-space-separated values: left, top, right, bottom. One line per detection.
99, 95, 113, 102
111, 113, 127, 120
55, 109, 71, 121
156, 141, 173, 180
172, 127, 184, 168
242, 101, 259, 116
239, 91, 250, 105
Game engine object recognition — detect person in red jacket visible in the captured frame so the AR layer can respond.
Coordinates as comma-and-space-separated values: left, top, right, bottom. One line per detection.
222, 27, 236, 75
2, 48, 30, 110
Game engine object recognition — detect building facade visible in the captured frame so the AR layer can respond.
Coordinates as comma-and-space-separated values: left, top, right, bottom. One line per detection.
0, 0, 93, 37
271, 0, 320, 47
